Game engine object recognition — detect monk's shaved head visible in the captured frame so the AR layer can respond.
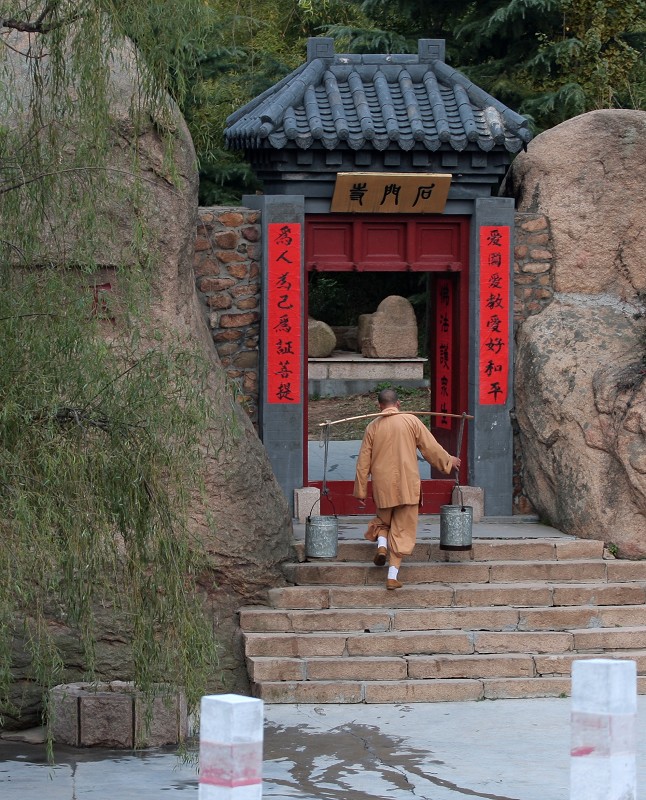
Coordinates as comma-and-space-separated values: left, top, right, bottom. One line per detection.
378, 388, 399, 407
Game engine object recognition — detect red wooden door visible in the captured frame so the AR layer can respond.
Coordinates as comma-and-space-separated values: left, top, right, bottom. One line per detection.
306, 215, 470, 514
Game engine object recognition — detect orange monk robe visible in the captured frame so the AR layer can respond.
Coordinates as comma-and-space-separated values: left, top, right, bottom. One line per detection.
353, 408, 454, 559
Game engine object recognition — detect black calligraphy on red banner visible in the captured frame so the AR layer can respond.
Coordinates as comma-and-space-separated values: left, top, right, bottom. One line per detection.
435, 278, 453, 429
479, 226, 510, 405
267, 223, 302, 404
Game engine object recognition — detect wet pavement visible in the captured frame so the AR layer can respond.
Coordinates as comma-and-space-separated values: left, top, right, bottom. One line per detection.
4, 696, 646, 799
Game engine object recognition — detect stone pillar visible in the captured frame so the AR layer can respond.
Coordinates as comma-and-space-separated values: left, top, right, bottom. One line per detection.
570, 659, 637, 800
199, 694, 264, 800
469, 197, 516, 516
243, 195, 305, 515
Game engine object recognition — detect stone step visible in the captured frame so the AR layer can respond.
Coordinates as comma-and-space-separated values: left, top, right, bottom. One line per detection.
283, 558, 642, 586
251, 674, 646, 704
240, 536, 646, 704
239, 604, 646, 634
267, 582, 646, 610
243, 627, 646, 658
247, 650, 646, 683
294, 538, 605, 563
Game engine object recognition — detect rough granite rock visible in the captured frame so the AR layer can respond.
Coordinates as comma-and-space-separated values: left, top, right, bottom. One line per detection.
361, 295, 418, 358
506, 109, 646, 556
504, 110, 646, 299
515, 300, 645, 554
357, 314, 371, 352
308, 318, 337, 357
3, 32, 292, 728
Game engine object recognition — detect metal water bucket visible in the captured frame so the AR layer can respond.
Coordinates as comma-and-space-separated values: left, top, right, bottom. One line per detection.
439, 504, 473, 551
305, 515, 338, 558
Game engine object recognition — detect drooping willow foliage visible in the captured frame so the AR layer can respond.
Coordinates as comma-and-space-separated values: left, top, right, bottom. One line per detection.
0, 1, 224, 732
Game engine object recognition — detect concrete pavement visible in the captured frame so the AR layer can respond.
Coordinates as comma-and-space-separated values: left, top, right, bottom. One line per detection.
4, 696, 646, 799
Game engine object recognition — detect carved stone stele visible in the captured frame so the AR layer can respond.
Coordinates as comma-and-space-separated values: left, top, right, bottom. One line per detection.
361, 295, 418, 358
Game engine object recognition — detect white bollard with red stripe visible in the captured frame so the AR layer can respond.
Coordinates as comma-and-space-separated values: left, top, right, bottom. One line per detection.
199, 694, 263, 800
570, 658, 637, 800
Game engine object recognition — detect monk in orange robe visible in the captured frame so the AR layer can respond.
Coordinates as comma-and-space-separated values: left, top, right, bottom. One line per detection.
353, 388, 460, 589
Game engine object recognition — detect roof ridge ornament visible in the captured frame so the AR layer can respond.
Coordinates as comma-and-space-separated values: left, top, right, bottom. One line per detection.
307, 37, 335, 62
418, 39, 445, 63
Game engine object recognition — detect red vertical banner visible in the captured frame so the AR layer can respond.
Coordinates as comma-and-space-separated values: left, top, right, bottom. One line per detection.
435, 278, 453, 428
267, 223, 302, 404
479, 226, 510, 405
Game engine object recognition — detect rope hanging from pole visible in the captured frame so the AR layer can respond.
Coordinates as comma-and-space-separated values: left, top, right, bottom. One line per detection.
321, 421, 331, 500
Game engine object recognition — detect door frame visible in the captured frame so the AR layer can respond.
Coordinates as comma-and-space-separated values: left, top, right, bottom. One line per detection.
304, 214, 470, 514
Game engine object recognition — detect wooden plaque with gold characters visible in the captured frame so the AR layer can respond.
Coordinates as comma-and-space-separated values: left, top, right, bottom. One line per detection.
330, 173, 452, 214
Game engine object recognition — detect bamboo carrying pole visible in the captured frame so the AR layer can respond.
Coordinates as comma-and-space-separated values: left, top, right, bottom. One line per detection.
317, 410, 474, 427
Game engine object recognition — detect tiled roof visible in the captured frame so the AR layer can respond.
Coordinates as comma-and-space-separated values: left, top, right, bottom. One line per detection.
225, 38, 533, 154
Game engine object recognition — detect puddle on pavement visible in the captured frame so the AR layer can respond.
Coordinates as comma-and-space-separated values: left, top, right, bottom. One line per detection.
263, 719, 518, 800
2, 721, 517, 800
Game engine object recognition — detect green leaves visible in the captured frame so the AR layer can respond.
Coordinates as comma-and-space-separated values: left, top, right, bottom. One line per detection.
0, 269, 220, 729
0, 2, 226, 737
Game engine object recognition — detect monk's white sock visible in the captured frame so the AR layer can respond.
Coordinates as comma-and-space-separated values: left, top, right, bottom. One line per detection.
388, 566, 399, 580
377, 536, 387, 549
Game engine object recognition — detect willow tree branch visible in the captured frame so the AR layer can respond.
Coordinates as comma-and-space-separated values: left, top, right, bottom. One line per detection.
1, 6, 81, 34
0, 238, 25, 259
81, 359, 145, 411
0, 165, 185, 199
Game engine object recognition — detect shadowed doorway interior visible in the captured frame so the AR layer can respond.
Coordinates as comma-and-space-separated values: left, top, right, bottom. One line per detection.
305, 215, 469, 515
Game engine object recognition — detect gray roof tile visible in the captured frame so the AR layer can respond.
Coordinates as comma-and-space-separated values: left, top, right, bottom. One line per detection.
225, 39, 532, 154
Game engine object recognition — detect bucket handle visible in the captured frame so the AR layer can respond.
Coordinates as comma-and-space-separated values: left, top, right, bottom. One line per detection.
308, 491, 337, 520
454, 412, 468, 512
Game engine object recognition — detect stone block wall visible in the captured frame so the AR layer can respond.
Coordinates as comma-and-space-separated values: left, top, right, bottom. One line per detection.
513, 213, 554, 328
194, 207, 262, 424
192, 206, 555, 515
512, 212, 555, 514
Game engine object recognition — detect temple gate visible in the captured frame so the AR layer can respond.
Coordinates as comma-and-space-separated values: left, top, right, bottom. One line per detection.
224, 37, 532, 517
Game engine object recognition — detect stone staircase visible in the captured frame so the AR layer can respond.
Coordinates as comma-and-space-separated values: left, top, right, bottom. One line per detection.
239, 537, 646, 703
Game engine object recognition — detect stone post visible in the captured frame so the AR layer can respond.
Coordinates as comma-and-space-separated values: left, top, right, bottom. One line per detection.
294, 486, 320, 522
199, 694, 264, 800
243, 194, 305, 516
570, 659, 637, 800
469, 197, 516, 516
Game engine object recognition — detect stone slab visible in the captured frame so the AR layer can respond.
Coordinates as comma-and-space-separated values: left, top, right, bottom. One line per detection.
451, 486, 484, 523
294, 487, 320, 523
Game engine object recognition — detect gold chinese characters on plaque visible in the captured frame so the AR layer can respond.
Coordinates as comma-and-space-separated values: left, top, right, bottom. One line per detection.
331, 172, 452, 214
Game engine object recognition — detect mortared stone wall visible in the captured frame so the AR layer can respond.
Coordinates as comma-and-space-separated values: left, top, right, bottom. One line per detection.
194, 207, 261, 425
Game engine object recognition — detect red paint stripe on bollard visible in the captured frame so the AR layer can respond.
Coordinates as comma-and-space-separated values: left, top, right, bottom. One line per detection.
571, 746, 596, 757
199, 741, 262, 787
571, 711, 635, 759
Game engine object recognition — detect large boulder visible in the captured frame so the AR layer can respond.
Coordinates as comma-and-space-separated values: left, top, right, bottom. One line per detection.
361, 295, 418, 358
505, 110, 646, 555
308, 318, 337, 357
3, 31, 292, 727
515, 300, 645, 554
